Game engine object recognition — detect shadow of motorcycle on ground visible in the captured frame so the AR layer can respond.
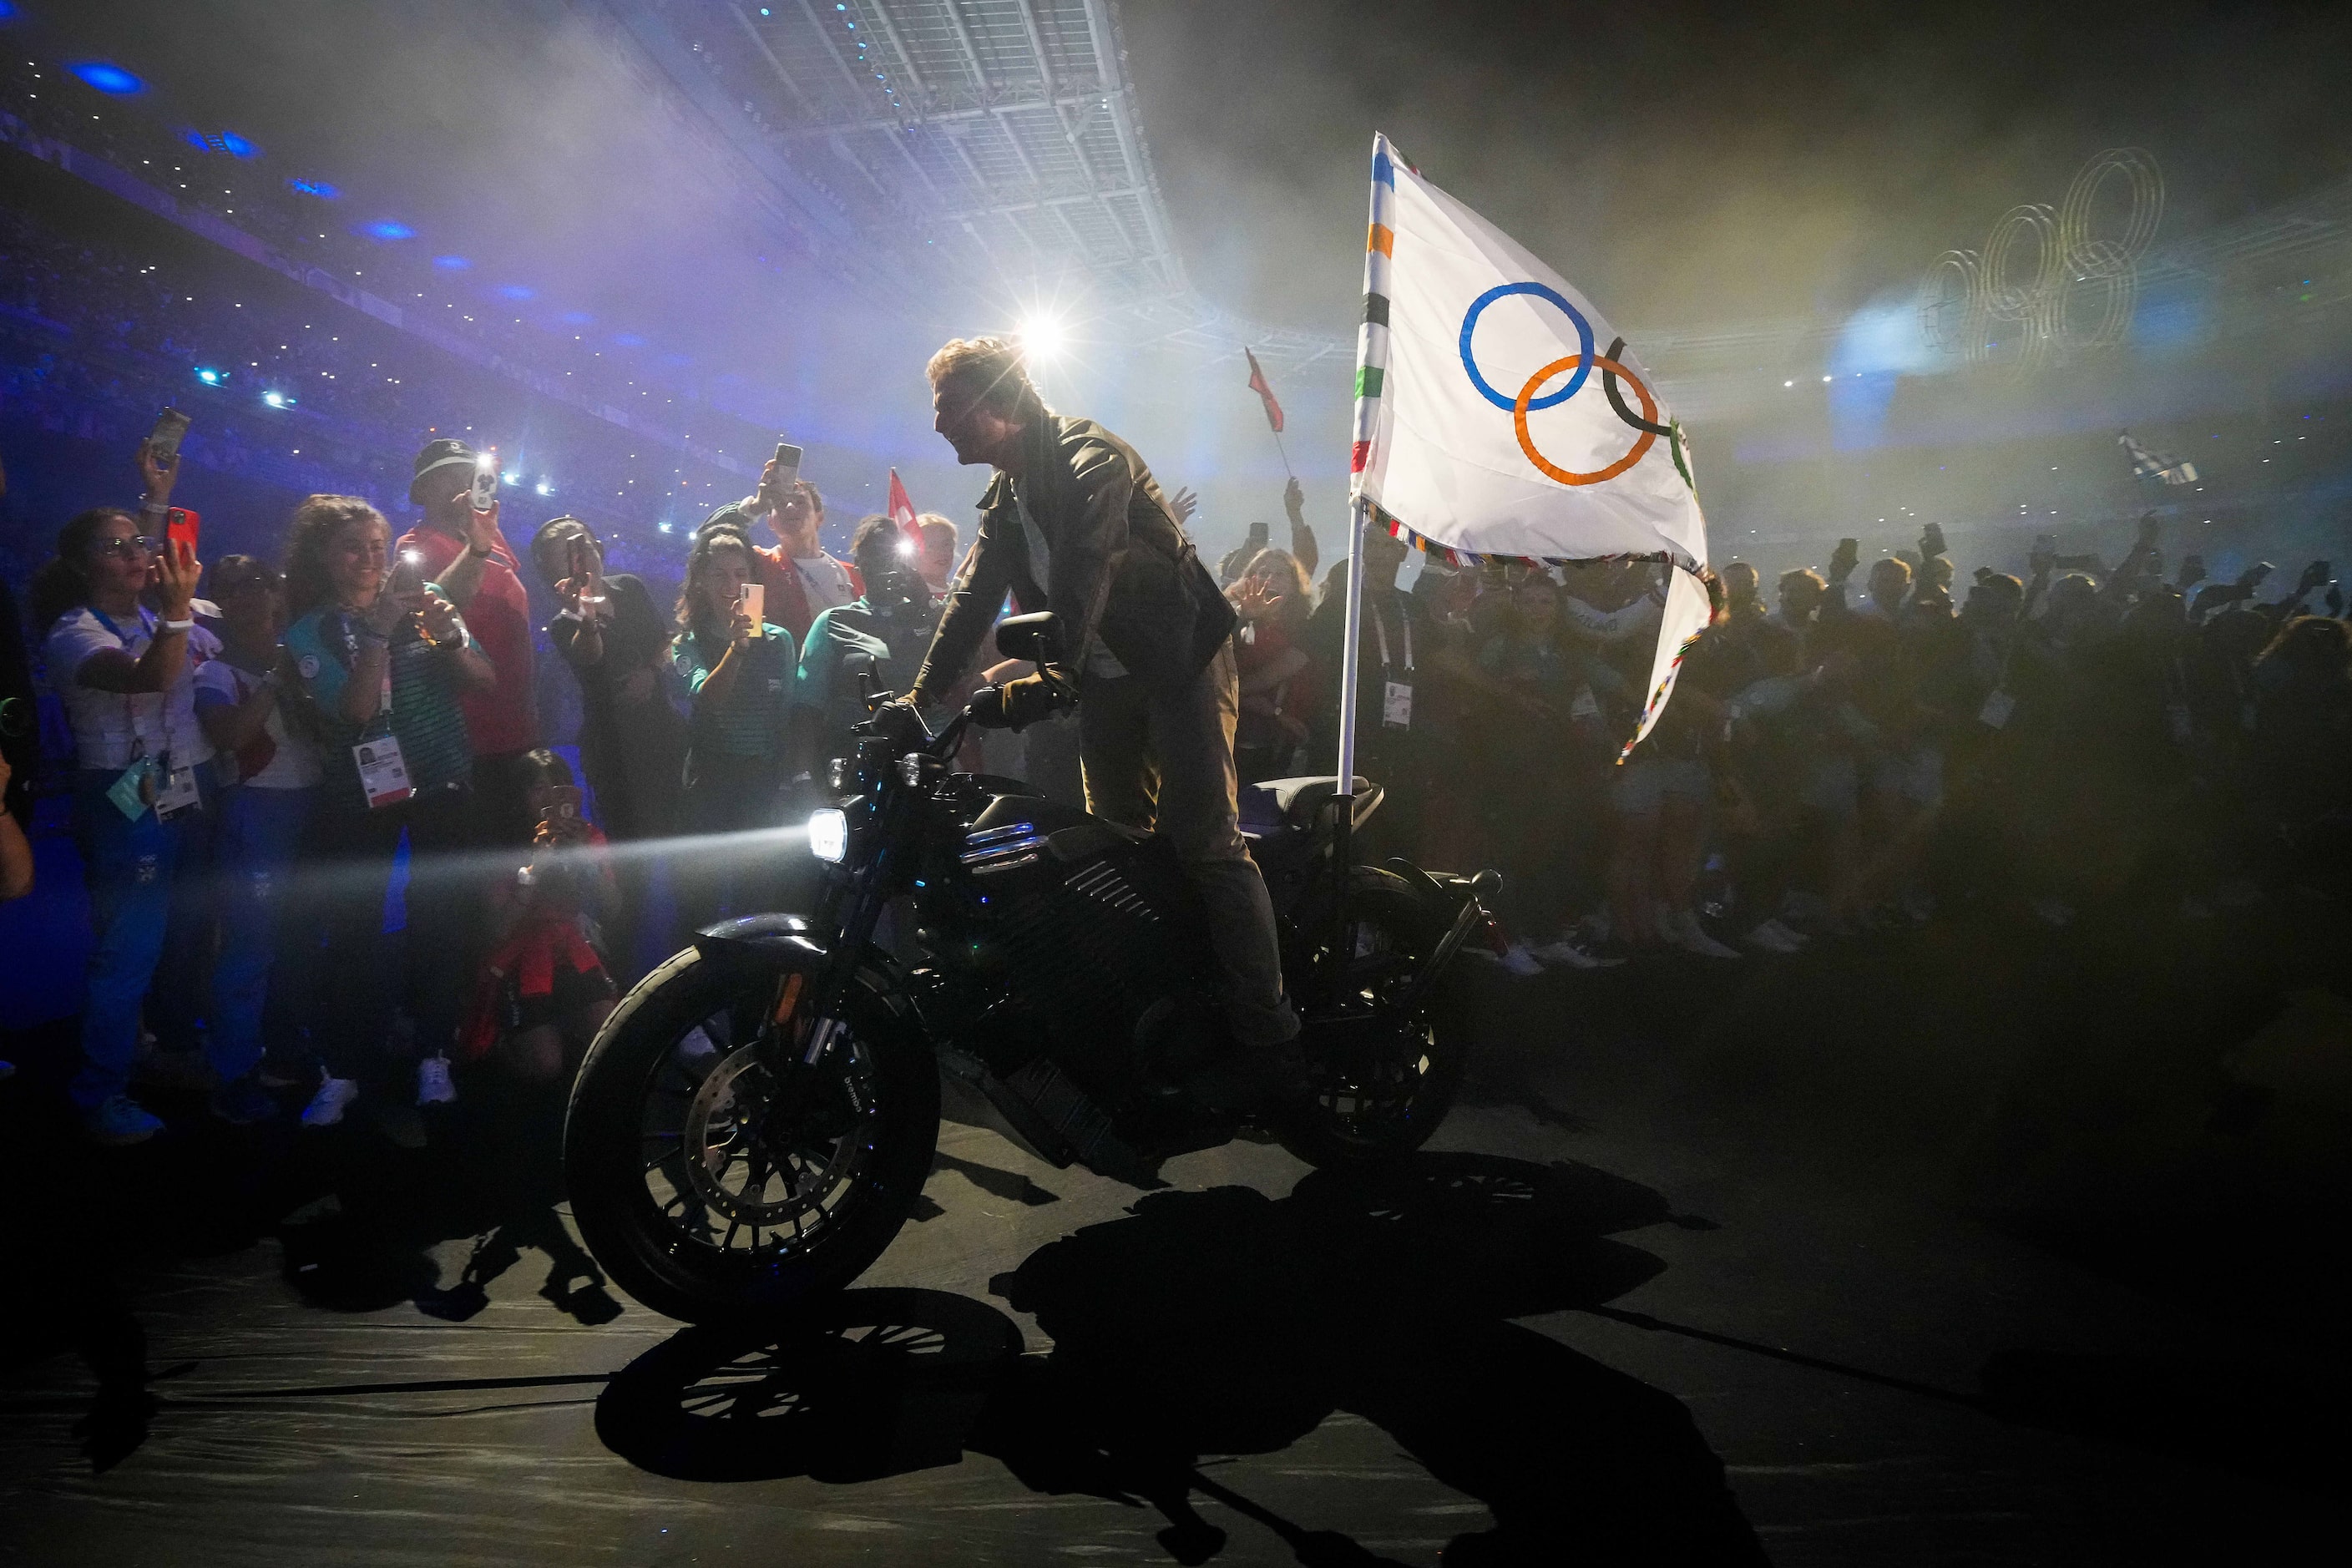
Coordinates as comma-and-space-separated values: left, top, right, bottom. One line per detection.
597, 1151, 1766, 1565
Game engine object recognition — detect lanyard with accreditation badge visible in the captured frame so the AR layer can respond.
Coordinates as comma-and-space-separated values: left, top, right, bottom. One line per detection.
92, 605, 203, 822
1371, 600, 1414, 729
340, 612, 416, 809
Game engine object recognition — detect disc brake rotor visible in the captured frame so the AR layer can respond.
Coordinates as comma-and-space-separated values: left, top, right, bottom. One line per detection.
680, 1042, 858, 1227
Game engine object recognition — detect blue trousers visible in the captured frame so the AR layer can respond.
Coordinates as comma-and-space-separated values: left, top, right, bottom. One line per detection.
208, 784, 318, 1085
70, 771, 184, 1110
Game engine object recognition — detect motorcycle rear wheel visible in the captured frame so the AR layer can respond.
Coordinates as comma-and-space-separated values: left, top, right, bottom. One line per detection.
1278, 867, 1471, 1170
564, 944, 939, 1326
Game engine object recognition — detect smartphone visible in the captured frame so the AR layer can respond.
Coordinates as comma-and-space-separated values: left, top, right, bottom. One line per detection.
389, 548, 428, 599
470, 450, 498, 513
165, 506, 200, 557
541, 785, 584, 823
739, 581, 765, 636
772, 442, 802, 493
148, 407, 192, 463
1921, 521, 1947, 557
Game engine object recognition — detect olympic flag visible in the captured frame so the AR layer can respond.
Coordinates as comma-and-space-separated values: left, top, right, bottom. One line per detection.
1340, 132, 1712, 772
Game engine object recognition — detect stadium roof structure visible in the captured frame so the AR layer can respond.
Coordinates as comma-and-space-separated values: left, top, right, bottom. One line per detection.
611, 0, 1349, 369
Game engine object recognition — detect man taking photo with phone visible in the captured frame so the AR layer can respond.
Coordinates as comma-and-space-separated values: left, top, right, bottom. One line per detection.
743, 457, 857, 648
904, 336, 1302, 1100
397, 438, 542, 845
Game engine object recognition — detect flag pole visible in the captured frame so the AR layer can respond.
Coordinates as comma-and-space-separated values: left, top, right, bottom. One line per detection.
1271, 427, 1297, 482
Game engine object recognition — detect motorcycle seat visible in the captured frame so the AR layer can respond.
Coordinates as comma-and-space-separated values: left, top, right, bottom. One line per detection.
1238, 776, 1383, 838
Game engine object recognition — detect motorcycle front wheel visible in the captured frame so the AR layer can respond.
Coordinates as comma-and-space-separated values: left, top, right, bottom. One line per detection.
1277, 867, 1472, 1171
564, 944, 939, 1326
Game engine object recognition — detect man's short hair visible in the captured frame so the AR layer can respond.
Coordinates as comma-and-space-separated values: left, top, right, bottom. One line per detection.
849, 514, 901, 567
792, 478, 824, 519
1779, 567, 1826, 596
927, 336, 1039, 418
1869, 555, 1914, 588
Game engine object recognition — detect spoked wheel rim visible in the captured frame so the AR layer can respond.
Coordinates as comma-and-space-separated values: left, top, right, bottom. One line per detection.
635, 983, 883, 1270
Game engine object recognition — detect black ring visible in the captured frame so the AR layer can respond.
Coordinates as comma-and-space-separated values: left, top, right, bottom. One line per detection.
1603, 337, 1675, 437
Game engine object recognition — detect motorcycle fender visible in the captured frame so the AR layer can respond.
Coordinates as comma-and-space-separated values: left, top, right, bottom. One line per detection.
690, 915, 914, 1007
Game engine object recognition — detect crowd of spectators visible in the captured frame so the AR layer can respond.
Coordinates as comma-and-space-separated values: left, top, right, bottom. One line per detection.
1242, 507, 2352, 974
8, 399, 2352, 1149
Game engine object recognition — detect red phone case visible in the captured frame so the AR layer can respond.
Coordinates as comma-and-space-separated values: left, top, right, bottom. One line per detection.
165, 507, 200, 555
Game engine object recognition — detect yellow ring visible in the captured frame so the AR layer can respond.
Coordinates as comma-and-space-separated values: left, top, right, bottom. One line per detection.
1513, 353, 1658, 486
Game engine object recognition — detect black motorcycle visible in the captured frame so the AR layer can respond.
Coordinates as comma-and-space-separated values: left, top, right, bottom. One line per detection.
564, 613, 1496, 1324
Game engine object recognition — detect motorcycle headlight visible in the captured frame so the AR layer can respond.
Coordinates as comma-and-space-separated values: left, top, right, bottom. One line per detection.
807, 807, 849, 864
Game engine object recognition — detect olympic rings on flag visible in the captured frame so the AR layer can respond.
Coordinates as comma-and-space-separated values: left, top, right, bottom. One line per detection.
1459, 282, 1594, 412
1513, 351, 1659, 487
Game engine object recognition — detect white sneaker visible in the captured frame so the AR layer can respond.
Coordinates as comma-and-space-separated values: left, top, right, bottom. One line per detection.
301, 1076, 360, 1129
417, 1055, 457, 1106
1743, 919, 1799, 953
1667, 910, 1742, 959
1498, 939, 1546, 977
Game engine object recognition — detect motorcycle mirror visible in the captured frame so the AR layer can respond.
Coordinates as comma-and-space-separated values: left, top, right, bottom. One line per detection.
994, 611, 1065, 667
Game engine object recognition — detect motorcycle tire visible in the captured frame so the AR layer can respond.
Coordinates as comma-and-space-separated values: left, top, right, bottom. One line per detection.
1277, 867, 1473, 1171
564, 943, 940, 1326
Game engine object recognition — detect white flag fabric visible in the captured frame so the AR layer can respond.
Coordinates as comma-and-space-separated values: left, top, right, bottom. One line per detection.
1348, 133, 1711, 750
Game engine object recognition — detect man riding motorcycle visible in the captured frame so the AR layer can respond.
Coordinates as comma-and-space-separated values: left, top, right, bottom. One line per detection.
903, 336, 1304, 1091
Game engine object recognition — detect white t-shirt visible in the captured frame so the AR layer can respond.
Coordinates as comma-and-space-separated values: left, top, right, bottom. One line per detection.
1011, 489, 1130, 680
792, 553, 858, 615
194, 657, 322, 789
43, 606, 219, 772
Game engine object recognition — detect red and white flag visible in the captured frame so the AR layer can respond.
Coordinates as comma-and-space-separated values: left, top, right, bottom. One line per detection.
887, 468, 922, 547
1245, 348, 1285, 434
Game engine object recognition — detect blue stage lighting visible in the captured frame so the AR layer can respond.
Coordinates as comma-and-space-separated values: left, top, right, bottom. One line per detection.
559, 311, 593, 325
220, 131, 259, 158
70, 62, 144, 95
433, 255, 471, 271
261, 390, 293, 409
359, 220, 415, 242
195, 367, 225, 386
614, 333, 646, 347
495, 284, 535, 301
534, 482, 553, 497
288, 178, 339, 200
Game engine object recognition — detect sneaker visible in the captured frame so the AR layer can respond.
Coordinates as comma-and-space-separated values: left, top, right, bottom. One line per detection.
86, 1095, 164, 1146
1743, 919, 1802, 954
1529, 936, 1621, 969
1498, 939, 1545, 977
301, 1076, 360, 1129
417, 1055, 458, 1107
1667, 910, 1742, 959
210, 1075, 279, 1126
1758, 917, 1809, 949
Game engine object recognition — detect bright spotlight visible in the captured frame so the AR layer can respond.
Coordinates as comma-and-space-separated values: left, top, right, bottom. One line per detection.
195, 367, 225, 386
534, 482, 553, 497
261, 390, 291, 408
1019, 313, 1066, 362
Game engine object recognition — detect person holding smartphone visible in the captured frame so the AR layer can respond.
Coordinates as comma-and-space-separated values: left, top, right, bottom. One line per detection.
191, 555, 324, 1114
742, 454, 858, 646
281, 497, 493, 1141
29, 442, 209, 1144
531, 516, 683, 976
670, 522, 796, 928
394, 439, 541, 847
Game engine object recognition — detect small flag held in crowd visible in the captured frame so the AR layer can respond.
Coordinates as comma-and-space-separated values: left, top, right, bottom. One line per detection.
886, 468, 922, 549
1245, 348, 1285, 434
2119, 429, 2198, 486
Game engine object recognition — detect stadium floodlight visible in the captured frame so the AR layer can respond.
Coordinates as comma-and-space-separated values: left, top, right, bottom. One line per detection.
195, 367, 225, 386
1019, 312, 1067, 363
261, 390, 293, 408
69, 62, 144, 95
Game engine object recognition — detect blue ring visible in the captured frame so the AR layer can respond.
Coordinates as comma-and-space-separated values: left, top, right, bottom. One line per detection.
1459, 282, 1594, 412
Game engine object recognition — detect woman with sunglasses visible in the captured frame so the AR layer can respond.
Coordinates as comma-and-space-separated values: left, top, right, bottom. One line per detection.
28, 443, 211, 1145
